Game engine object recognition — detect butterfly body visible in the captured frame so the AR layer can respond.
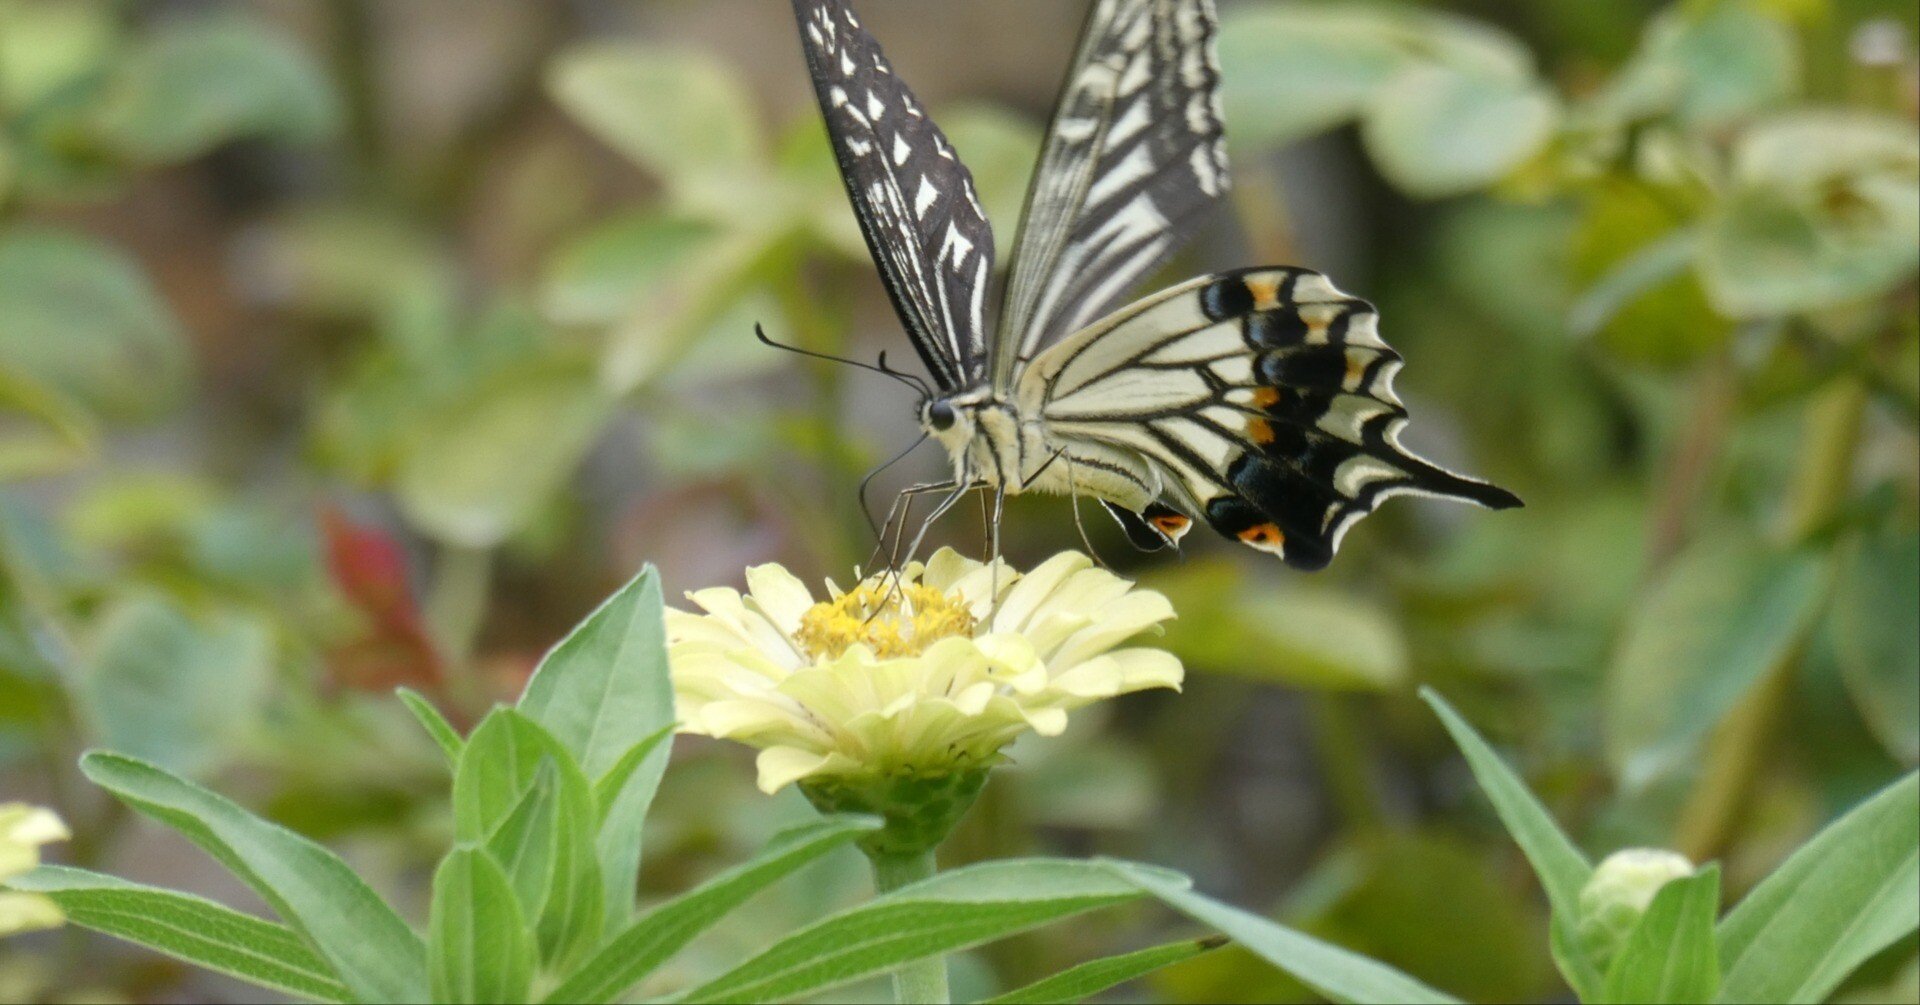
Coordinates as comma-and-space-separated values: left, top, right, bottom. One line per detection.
796, 0, 1520, 570
923, 388, 1165, 514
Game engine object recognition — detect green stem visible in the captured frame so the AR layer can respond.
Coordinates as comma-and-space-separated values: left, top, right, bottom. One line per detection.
1674, 377, 1867, 859
424, 543, 493, 708
869, 849, 949, 1004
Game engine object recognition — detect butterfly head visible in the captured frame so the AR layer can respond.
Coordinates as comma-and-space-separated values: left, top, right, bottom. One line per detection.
920, 397, 971, 446
920, 387, 1002, 458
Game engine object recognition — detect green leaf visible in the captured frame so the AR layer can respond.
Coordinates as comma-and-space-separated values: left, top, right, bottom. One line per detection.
453, 709, 603, 966
1421, 689, 1601, 1000
0, 367, 97, 482
8, 865, 350, 1003
1717, 772, 1919, 1004
597, 229, 782, 393
543, 814, 880, 1004
96, 14, 340, 162
1218, 5, 1412, 147
1604, 533, 1826, 788
1734, 112, 1920, 195
592, 725, 674, 822
485, 761, 560, 916
0, 227, 188, 419
396, 687, 465, 769
1275, 829, 1554, 1002
429, 847, 537, 1005
1832, 534, 1920, 764
547, 43, 767, 220
1148, 561, 1406, 691
980, 936, 1226, 1004
518, 565, 674, 925
680, 858, 1157, 1004
1700, 112, 1919, 317
541, 215, 718, 327
80, 594, 272, 778
396, 354, 614, 548
1602, 865, 1720, 1004
519, 566, 670, 779
1605, 2, 1798, 130
1361, 62, 1556, 198
1569, 230, 1699, 339
78, 751, 427, 1003
1568, 180, 1728, 368
0, 1, 118, 112
1700, 187, 1919, 319
1099, 860, 1460, 1004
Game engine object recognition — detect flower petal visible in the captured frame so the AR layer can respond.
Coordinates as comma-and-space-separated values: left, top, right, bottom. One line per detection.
1049, 591, 1175, 668
991, 552, 1093, 631
1109, 647, 1185, 692
755, 746, 835, 793
0, 892, 63, 935
743, 563, 816, 634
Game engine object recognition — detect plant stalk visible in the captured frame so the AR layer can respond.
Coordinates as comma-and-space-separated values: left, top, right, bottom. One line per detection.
424, 543, 493, 710
1674, 377, 1867, 859
870, 849, 949, 1004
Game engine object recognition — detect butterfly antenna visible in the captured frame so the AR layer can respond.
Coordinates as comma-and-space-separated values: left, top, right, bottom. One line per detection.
754, 324, 931, 397
873, 351, 932, 397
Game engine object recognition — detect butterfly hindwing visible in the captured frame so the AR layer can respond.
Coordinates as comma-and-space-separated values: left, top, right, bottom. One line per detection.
792, 0, 996, 390
994, 0, 1228, 389
1101, 500, 1195, 551
1033, 267, 1521, 570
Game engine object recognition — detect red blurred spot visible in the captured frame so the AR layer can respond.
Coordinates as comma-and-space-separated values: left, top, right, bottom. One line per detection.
320, 506, 443, 691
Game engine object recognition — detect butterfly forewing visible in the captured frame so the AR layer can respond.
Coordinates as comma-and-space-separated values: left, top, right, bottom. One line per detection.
995, 0, 1229, 390
793, 0, 996, 390
1029, 268, 1521, 569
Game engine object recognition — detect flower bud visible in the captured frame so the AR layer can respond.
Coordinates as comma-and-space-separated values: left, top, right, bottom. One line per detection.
1577, 848, 1695, 971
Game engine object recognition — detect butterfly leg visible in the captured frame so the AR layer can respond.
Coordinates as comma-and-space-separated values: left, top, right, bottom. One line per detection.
867, 480, 932, 574
983, 484, 1009, 628
858, 432, 932, 542
896, 479, 978, 576
1062, 454, 1112, 571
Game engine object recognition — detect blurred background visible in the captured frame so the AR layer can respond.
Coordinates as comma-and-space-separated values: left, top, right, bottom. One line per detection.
0, 0, 1915, 1001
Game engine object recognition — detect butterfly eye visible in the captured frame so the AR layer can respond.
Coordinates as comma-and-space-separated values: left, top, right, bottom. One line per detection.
926, 400, 957, 431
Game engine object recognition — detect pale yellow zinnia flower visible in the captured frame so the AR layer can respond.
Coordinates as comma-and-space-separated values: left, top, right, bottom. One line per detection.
667, 549, 1182, 798
0, 803, 69, 936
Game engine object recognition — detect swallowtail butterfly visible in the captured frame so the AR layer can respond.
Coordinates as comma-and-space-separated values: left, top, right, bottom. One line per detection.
792, 0, 1520, 570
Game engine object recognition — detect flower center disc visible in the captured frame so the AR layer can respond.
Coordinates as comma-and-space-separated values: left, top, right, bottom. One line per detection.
794, 582, 976, 660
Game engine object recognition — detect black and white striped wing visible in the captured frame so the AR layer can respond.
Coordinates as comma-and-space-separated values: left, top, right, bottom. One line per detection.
793, 0, 996, 391
1026, 268, 1521, 570
993, 0, 1228, 390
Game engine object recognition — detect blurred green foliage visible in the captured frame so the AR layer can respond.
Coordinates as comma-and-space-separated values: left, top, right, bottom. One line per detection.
0, 0, 1915, 1001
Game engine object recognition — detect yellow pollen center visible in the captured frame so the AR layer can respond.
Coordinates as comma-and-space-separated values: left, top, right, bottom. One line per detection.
794, 582, 977, 660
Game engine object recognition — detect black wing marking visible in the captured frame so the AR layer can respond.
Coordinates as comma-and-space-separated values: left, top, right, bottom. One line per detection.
793, 0, 996, 391
1032, 268, 1520, 570
994, 0, 1228, 390
1101, 500, 1194, 550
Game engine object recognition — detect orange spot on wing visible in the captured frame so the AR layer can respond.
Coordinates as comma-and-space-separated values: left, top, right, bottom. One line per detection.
1150, 513, 1191, 538
1238, 523, 1286, 552
1251, 388, 1281, 408
1247, 416, 1275, 444
1245, 277, 1282, 310
1345, 354, 1367, 387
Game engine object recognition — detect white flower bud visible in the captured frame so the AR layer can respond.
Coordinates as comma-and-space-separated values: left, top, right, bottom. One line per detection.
1577, 848, 1695, 971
